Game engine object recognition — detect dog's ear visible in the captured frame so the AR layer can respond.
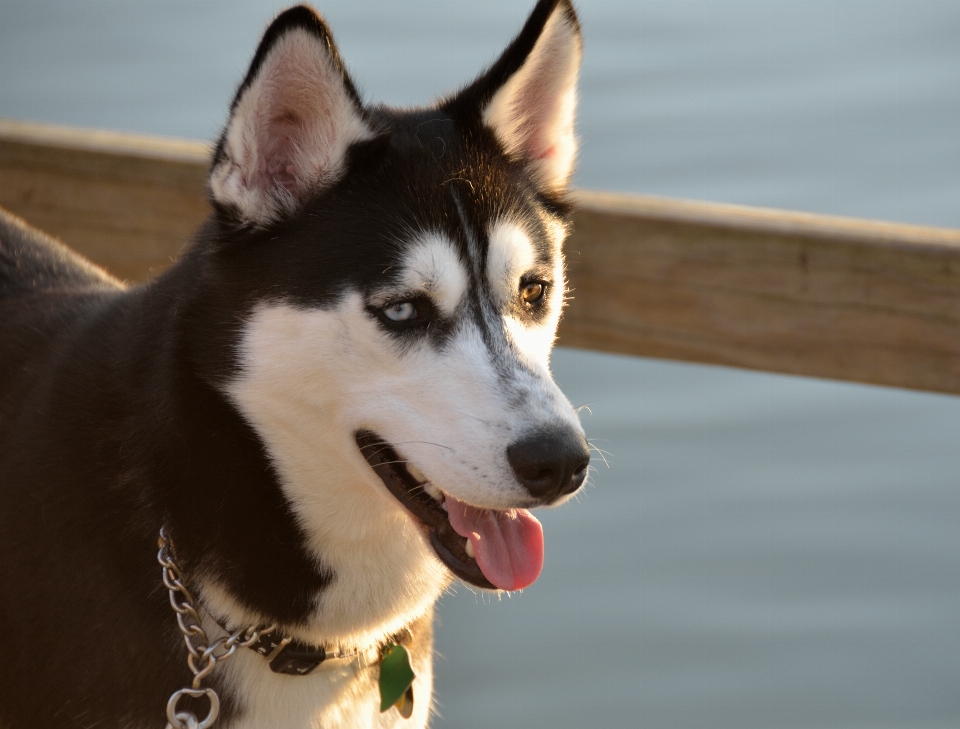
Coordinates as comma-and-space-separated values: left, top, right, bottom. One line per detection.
443, 0, 582, 195
210, 5, 372, 225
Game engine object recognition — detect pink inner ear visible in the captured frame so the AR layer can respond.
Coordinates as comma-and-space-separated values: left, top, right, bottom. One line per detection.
535, 144, 557, 160
260, 115, 301, 193
211, 25, 372, 222
522, 54, 574, 160
480, 8, 580, 194
244, 31, 358, 201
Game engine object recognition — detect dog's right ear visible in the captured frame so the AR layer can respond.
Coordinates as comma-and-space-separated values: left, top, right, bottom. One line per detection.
210, 5, 372, 226
442, 0, 582, 197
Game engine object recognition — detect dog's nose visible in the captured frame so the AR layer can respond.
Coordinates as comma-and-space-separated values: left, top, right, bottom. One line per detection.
507, 429, 591, 503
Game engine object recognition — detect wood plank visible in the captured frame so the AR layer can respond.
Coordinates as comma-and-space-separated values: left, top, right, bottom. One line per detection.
0, 119, 210, 282
3, 119, 960, 394
564, 191, 960, 393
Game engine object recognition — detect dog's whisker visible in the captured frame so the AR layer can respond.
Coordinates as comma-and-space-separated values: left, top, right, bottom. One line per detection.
448, 408, 493, 426
385, 440, 455, 452
587, 444, 611, 468
368, 458, 416, 469
358, 444, 395, 458
573, 399, 603, 413
356, 441, 388, 451
587, 442, 613, 455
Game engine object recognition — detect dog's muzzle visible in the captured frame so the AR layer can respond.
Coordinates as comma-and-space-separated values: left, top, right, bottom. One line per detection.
356, 427, 588, 591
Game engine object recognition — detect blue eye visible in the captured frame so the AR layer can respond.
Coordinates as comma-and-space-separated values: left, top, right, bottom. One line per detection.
384, 302, 417, 321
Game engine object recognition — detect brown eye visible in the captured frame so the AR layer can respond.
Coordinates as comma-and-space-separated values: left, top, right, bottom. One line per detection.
521, 282, 545, 304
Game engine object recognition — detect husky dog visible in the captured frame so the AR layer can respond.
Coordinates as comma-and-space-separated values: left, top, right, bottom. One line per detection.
0, 1, 587, 727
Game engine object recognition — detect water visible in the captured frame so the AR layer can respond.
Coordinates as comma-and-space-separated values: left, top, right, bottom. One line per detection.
2, 2, 959, 727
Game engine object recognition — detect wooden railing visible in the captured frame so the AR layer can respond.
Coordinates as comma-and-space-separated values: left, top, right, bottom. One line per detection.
3, 118, 960, 395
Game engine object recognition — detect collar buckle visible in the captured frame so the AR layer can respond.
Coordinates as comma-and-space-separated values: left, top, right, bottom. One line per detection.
239, 627, 336, 676
269, 640, 328, 676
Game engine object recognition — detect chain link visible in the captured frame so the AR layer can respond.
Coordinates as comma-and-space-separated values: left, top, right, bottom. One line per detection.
158, 527, 276, 729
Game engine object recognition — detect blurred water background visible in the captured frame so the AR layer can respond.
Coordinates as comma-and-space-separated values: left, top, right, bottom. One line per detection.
2, 1, 959, 727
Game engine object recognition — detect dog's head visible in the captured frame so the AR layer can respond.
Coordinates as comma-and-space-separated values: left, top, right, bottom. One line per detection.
201, 1, 587, 638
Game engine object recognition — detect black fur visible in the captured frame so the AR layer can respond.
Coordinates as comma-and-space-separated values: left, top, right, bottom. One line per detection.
0, 2, 580, 726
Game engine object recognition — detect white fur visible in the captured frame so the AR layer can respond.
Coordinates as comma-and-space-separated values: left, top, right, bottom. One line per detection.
486, 221, 536, 307
373, 233, 469, 317
219, 652, 432, 729
482, 7, 582, 192
210, 28, 372, 224
487, 220, 568, 370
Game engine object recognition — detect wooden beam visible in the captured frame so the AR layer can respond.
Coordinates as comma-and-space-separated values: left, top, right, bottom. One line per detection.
3, 119, 960, 394
0, 119, 210, 282
564, 192, 960, 394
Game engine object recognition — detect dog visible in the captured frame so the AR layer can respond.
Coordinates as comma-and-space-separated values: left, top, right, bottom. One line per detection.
0, 1, 587, 726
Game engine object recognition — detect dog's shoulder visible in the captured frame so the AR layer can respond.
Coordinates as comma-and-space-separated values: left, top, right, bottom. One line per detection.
0, 207, 122, 298
0, 208, 128, 411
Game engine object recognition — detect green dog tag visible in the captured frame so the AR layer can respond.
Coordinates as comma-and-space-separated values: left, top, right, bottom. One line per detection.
379, 644, 415, 715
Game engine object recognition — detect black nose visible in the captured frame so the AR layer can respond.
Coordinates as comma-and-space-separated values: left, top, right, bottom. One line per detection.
507, 429, 591, 503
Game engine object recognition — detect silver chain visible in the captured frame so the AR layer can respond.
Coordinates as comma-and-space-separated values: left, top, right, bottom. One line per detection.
158, 527, 277, 729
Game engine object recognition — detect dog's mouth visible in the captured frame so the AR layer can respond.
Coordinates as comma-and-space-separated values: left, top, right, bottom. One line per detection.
355, 430, 544, 591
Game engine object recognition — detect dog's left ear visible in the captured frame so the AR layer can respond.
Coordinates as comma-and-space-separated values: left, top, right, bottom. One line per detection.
210, 5, 372, 225
443, 0, 582, 195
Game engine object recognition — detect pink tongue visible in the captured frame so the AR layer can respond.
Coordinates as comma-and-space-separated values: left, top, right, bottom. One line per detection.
445, 496, 544, 591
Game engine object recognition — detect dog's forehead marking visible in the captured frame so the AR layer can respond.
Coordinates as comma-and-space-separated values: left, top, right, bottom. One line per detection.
398, 233, 468, 316
450, 188, 486, 284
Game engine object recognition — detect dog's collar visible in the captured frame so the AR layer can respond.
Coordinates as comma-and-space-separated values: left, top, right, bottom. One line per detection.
211, 615, 410, 677
159, 527, 418, 725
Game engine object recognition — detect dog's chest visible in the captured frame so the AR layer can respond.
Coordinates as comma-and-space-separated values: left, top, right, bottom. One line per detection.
217, 646, 434, 729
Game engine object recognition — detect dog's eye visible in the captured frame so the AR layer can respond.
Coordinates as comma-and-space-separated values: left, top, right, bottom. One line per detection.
384, 302, 417, 322
520, 282, 546, 304
372, 296, 435, 331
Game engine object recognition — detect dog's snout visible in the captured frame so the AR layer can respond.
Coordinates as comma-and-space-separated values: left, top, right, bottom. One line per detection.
507, 429, 590, 503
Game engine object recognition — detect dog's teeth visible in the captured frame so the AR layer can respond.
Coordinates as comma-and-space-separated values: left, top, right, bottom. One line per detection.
423, 481, 444, 503
406, 464, 426, 483
464, 539, 475, 559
